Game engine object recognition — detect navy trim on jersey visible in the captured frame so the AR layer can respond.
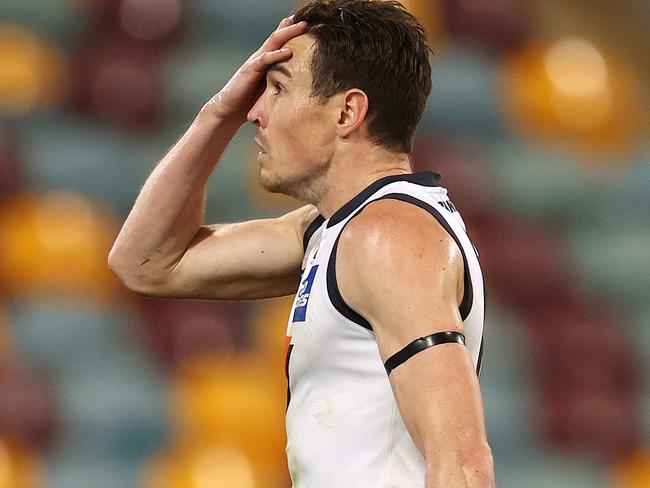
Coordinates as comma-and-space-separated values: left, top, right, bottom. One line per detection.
327, 171, 441, 228
327, 235, 373, 331
476, 269, 487, 377
476, 335, 484, 377
302, 214, 326, 252
378, 193, 474, 320
326, 191, 474, 332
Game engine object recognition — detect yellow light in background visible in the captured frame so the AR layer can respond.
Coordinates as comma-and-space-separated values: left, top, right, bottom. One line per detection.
169, 355, 287, 471
499, 36, 644, 156
544, 36, 612, 131
611, 447, 650, 488
398, 0, 444, 43
192, 446, 255, 488
250, 296, 294, 368
140, 441, 265, 488
32, 192, 98, 255
0, 24, 67, 116
0, 439, 46, 488
0, 442, 9, 486
544, 37, 608, 98
0, 192, 120, 298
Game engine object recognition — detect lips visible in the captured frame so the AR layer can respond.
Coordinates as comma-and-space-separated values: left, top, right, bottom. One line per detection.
254, 136, 267, 154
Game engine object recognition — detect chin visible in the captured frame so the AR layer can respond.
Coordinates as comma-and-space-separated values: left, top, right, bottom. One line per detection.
258, 167, 286, 194
258, 166, 325, 204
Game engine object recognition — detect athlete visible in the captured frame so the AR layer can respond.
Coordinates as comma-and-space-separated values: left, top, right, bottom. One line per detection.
109, 1, 494, 486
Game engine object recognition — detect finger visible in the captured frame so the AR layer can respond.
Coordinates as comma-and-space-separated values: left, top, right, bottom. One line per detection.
277, 15, 294, 30
262, 21, 307, 51
251, 48, 293, 73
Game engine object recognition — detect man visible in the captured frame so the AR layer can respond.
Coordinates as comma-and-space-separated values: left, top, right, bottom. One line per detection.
108, 1, 494, 486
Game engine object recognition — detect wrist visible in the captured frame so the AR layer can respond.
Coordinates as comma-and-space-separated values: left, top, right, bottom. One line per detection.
195, 105, 245, 136
199, 97, 246, 128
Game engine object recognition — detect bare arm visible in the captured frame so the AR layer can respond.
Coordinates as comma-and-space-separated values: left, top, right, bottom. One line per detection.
108, 18, 314, 300
337, 200, 495, 488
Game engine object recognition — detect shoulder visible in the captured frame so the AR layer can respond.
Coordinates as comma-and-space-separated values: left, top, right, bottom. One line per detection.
339, 198, 461, 269
336, 199, 464, 320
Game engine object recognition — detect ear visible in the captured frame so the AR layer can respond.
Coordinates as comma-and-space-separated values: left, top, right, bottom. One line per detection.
335, 89, 369, 139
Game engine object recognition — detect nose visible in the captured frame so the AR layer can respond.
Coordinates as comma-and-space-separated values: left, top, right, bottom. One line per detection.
247, 92, 267, 128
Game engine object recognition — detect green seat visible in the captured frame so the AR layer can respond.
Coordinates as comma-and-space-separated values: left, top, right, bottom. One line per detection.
567, 222, 650, 309
487, 138, 595, 224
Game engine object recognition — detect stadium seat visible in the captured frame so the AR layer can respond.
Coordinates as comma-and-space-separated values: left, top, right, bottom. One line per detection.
438, 0, 529, 51
22, 112, 153, 214
140, 440, 287, 488
55, 369, 168, 461
136, 297, 249, 368
188, 0, 294, 48
0, 128, 25, 199
566, 222, 650, 309
161, 45, 251, 122
0, 25, 67, 116
496, 452, 609, 488
9, 298, 134, 373
486, 138, 594, 224
46, 450, 140, 488
169, 355, 287, 470
68, 32, 163, 130
611, 447, 650, 488
0, 193, 119, 297
0, 365, 57, 449
0, 438, 46, 488
0, 0, 84, 47
421, 44, 503, 137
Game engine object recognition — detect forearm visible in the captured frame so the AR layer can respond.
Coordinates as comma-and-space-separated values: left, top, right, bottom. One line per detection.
108, 109, 240, 282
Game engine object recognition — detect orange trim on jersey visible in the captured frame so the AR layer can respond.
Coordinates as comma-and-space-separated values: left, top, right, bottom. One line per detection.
284, 335, 292, 365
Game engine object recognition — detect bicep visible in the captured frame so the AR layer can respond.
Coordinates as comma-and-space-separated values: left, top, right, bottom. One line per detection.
388, 340, 489, 460
148, 206, 316, 300
337, 201, 490, 458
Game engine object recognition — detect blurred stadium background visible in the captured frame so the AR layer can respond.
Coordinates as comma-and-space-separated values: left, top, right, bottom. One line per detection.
0, 0, 648, 486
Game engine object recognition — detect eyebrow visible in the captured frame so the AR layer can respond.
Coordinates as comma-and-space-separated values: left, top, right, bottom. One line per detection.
268, 63, 293, 79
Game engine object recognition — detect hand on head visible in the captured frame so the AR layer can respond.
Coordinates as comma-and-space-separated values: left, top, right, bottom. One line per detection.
203, 17, 308, 123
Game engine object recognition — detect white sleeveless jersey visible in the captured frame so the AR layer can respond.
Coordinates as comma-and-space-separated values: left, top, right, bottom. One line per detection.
284, 172, 485, 488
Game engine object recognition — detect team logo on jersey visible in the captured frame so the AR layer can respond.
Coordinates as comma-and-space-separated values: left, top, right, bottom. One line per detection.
292, 265, 318, 323
438, 199, 457, 213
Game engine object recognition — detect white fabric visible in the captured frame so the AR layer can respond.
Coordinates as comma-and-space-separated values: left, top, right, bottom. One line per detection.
285, 177, 485, 488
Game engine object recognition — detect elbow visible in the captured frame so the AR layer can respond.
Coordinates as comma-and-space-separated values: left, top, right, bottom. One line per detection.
107, 247, 139, 292
107, 247, 164, 296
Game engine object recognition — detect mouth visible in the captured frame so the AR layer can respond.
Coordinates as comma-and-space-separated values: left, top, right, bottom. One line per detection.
254, 137, 267, 155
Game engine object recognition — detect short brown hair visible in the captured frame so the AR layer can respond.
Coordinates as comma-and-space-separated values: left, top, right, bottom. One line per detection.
293, 0, 432, 154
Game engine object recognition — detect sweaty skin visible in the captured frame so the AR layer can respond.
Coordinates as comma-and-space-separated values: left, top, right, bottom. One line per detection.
109, 13, 494, 487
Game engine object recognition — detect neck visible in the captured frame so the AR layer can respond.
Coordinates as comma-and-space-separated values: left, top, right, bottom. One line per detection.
314, 142, 413, 218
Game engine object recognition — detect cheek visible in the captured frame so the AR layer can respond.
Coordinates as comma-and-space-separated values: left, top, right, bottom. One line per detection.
287, 111, 333, 158
267, 94, 334, 165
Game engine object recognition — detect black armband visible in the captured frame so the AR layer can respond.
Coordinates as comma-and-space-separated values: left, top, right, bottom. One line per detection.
384, 331, 466, 375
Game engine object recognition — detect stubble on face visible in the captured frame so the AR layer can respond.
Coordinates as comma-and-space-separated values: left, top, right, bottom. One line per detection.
255, 34, 334, 206
259, 161, 329, 205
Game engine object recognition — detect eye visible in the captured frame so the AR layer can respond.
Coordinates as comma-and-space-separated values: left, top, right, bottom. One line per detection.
272, 82, 283, 95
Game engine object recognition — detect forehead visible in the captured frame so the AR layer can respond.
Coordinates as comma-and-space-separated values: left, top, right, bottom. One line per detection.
277, 33, 316, 81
